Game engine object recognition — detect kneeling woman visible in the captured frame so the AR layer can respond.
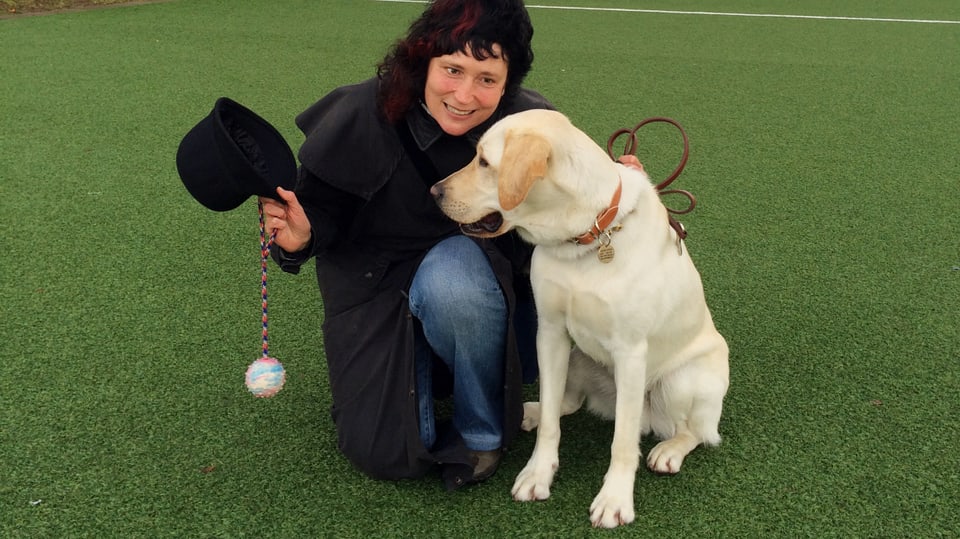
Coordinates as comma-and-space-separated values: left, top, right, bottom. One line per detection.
260, 0, 552, 488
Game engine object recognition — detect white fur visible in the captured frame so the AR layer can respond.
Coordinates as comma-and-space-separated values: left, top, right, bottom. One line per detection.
432, 109, 729, 529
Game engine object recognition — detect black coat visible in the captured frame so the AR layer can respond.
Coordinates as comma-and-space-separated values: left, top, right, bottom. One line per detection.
276, 78, 553, 484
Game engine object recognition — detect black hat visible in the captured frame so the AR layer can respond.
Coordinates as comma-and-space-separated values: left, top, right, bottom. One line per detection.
176, 97, 296, 212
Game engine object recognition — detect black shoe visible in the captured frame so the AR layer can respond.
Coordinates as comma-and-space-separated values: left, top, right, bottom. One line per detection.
468, 449, 502, 482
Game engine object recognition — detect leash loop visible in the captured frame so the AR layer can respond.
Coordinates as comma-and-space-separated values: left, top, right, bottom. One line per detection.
606, 117, 691, 190
606, 117, 696, 244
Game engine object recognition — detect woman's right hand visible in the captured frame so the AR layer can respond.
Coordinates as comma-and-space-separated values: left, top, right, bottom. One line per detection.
260, 187, 312, 253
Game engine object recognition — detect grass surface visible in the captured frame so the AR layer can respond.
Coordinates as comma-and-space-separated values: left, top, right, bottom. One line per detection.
2, 0, 959, 537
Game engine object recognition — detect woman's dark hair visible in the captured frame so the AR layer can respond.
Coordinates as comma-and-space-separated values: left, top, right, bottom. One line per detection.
377, 0, 535, 123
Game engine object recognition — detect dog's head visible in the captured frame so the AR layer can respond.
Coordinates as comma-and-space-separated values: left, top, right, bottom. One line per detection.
431, 109, 622, 245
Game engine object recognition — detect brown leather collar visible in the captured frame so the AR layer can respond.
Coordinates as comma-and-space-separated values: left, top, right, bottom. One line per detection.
573, 178, 623, 245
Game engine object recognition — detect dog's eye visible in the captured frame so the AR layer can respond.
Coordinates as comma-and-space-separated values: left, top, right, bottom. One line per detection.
478, 157, 489, 168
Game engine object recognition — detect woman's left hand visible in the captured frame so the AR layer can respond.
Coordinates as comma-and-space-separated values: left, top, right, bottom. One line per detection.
617, 154, 644, 171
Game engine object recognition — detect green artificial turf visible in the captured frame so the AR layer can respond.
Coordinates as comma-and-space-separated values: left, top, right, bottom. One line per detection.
2, 1, 958, 537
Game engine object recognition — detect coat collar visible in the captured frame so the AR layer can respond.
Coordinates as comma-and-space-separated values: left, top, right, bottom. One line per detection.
406, 100, 514, 152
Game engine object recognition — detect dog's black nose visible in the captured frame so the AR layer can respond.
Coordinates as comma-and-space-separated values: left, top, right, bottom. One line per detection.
430, 183, 444, 201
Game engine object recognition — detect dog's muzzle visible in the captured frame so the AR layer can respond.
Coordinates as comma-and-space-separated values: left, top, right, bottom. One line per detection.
431, 182, 505, 236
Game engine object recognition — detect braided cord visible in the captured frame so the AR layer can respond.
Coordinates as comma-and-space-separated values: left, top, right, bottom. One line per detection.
257, 200, 274, 359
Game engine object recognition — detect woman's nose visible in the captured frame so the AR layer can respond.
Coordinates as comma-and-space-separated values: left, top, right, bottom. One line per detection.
452, 80, 473, 104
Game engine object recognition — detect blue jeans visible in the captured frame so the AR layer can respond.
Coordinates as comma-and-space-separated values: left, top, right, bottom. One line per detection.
408, 236, 515, 452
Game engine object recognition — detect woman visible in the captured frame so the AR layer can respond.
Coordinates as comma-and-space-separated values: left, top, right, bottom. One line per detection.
260, 0, 553, 489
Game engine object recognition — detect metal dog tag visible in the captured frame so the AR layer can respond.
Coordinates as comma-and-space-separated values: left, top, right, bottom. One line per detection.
597, 243, 615, 263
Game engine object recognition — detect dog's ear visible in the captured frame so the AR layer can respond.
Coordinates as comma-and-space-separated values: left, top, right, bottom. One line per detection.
498, 130, 551, 211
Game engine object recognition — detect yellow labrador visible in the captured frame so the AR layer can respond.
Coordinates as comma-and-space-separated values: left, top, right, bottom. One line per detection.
430, 109, 729, 528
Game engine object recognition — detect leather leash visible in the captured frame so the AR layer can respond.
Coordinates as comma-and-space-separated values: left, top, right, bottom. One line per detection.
606, 117, 696, 251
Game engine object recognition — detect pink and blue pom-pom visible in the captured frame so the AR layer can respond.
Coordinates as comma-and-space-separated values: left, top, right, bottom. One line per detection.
245, 357, 286, 398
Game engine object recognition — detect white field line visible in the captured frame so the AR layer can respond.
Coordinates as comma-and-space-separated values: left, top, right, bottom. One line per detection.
373, 0, 960, 25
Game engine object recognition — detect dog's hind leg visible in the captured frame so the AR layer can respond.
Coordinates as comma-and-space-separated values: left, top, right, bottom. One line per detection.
646, 426, 702, 475
520, 347, 592, 431
519, 402, 543, 432
645, 350, 728, 474
520, 383, 585, 431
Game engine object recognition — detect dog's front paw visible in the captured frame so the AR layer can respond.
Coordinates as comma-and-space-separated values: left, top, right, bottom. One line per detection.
520, 402, 541, 431
511, 457, 557, 501
589, 476, 636, 528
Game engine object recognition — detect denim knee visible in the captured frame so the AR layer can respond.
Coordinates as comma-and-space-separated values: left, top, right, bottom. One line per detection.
408, 237, 507, 344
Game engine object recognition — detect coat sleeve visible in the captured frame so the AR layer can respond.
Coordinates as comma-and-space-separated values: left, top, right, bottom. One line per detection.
271, 166, 363, 274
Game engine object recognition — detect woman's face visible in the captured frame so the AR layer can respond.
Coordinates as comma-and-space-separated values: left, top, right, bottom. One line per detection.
423, 44, 508, 136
